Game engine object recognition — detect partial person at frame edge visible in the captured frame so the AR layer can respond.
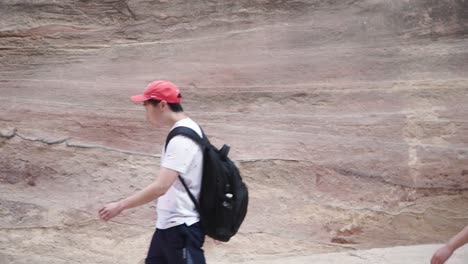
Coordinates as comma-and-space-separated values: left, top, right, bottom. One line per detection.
431, 225, 468, 264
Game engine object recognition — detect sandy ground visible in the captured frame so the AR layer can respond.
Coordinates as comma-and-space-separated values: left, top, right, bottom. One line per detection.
229, 245, 468, 264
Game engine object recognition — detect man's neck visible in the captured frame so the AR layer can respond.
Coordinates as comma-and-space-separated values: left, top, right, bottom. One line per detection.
166, 112, 188, 127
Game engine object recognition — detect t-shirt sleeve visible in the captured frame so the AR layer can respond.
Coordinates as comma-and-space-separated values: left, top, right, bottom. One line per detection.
162, 135, 200, 174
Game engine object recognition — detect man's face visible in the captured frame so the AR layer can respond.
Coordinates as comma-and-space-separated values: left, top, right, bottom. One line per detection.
143, 101, 164, 127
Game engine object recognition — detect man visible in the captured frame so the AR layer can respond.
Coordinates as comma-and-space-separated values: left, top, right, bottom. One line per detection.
99, 80, 206, 264
431, 225, 468, 264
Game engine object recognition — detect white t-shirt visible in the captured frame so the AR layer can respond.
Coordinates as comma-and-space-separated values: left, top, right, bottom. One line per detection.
156, 117, 203, 229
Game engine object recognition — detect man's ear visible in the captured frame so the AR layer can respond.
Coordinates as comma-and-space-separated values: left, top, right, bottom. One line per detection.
159, 100, 167, 109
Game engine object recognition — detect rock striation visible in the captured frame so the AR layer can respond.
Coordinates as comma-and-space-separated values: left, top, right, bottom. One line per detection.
1, 0, 467, 263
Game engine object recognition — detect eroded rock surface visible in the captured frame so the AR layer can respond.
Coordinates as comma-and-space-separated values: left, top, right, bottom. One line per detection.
1, 0, 467, 263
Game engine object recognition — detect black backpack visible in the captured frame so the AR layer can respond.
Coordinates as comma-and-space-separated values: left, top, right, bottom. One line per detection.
165, 126, 249, 242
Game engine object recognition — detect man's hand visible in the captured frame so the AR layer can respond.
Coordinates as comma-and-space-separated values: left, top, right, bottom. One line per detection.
431, 245, 454, 264
99, 201, 124, 222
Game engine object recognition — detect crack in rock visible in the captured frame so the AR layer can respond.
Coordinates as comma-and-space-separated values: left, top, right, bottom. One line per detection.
16, 133, 70, 145
347, 252, 367, 259
65, 141, 160, 158
0, 128, 298, 162
0, 127, 159, 157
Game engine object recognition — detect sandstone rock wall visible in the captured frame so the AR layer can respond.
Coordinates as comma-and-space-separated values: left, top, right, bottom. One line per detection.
1, 1, 467, 263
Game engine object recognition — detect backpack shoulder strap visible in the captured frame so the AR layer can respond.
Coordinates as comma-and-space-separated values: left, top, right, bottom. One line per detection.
165, 126, 206, 150
178, 174, 201, 213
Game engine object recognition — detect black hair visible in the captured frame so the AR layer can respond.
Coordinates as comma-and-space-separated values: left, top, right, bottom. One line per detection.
146, 98, 184, 112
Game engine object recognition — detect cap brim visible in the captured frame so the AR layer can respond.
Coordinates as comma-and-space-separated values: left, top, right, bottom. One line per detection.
130, 94, 149, 102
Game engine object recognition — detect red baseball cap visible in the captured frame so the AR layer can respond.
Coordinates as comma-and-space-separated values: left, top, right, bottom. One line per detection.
130, 80, 181, 103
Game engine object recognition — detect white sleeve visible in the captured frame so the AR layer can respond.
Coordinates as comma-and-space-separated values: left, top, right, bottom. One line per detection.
162, 135, 200, 174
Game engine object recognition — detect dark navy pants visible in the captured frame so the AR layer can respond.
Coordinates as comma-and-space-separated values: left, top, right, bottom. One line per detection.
145, 222, 206, 264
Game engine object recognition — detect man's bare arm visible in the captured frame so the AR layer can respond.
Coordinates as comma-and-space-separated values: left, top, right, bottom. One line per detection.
446, 225, 468, 252
98, 167, 178, 222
